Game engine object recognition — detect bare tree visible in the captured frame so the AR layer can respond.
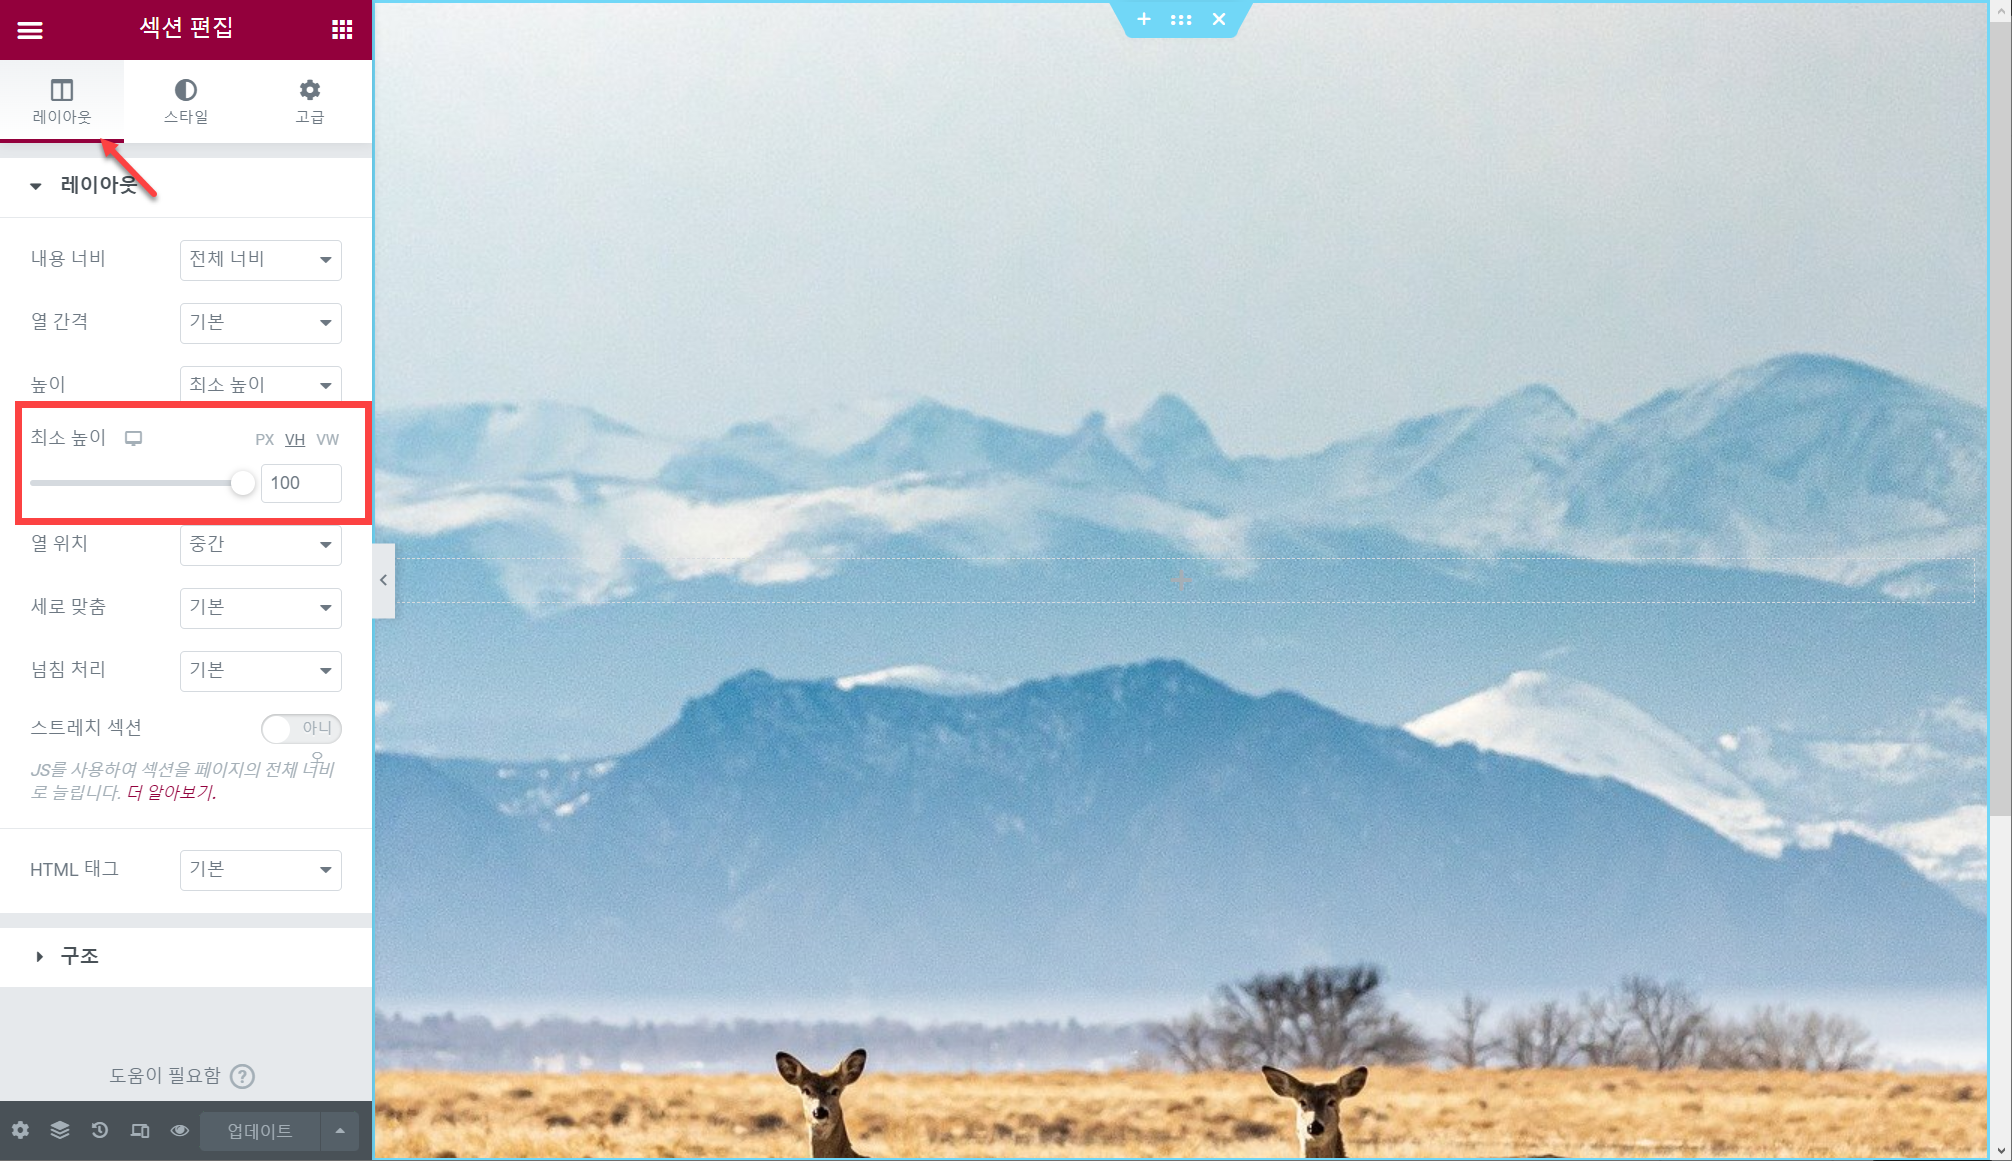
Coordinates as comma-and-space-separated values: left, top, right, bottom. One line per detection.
1440, 993, 1497, 1068
1148, 965, 1427, 1072
1620, 976, 1711, 1071
1151, 974, 1874, 1075
1693, 1012, 1759, 1069
1502, 1000, 1581, 1068
1695, 1006, 1876, 1072
1146, 1011, 1222, 1072
1800, 1011, 1875, 1071
1575, 988, 1639, 1066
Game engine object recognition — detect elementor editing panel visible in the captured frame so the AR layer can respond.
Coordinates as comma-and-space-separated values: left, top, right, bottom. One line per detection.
0, 4, 374, 1157
7, 2, 2012, 1160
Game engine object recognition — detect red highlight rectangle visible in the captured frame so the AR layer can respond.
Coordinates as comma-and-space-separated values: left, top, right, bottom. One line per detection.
15, 399, 371, 526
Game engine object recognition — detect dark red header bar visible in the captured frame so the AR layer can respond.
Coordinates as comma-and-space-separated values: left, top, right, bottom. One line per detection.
2, 2, 370, 61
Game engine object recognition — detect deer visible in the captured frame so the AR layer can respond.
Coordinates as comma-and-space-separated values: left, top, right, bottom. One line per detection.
775, 1048, 871, 1158
1262, 1064, 1369, 1158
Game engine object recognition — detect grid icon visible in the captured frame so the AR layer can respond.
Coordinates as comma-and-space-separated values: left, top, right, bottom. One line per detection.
330, 18, 354, 40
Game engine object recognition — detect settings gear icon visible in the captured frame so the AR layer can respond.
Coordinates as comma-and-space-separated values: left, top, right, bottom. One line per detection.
9, 1121, 28, 1140
299, 79, 321, 101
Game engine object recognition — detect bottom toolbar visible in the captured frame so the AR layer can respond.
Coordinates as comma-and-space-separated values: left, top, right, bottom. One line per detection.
1, 1102, 369, 1159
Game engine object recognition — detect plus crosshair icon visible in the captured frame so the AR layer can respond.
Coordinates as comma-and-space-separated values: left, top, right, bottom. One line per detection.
1172, 571, 1194, 589
1137, 11, 1152, 22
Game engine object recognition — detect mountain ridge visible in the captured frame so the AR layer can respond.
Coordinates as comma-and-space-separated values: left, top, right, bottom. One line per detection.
376, 353, 1983, 596
376, 659, 1985, 1004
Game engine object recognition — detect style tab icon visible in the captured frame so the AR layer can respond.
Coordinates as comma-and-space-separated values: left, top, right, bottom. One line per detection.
175, 78, 198, 101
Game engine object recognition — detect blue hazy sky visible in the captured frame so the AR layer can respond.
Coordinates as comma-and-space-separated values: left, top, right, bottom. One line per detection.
377, 3, 1986, 455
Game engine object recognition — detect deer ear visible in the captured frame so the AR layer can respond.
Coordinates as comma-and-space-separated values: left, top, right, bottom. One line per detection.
776, 1052, 807, 1085
836, 1048, 867, 1087
1338, 1066, 1368, 1098
1261, 1065, 1302, 1098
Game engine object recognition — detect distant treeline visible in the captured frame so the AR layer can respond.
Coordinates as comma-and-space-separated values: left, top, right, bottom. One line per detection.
378, 968, 1877, 1075
1147, 966, 1876, 1073
373, 1012, 1154, 1073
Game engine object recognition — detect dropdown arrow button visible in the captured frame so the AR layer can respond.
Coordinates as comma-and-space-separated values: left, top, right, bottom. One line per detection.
319, 541, 331, 548
319, 866, 331, 873
319, 604, 331, 611
318, 319, 331, 326
319, 256, 331, 263
318, 667, 331, 674
29, 182, 41, 189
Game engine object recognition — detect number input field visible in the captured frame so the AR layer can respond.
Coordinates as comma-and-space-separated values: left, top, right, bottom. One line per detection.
260, 464, 341, 503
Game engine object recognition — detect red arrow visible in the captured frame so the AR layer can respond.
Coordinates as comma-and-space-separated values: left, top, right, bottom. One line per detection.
99, 139, 157, 198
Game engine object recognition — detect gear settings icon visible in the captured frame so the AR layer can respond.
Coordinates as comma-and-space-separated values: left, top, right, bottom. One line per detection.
9, 1121, 28, 1140
299, 79, 321, 101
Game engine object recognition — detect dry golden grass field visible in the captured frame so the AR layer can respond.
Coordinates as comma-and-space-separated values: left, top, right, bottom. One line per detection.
373, 1067, 1985, 1158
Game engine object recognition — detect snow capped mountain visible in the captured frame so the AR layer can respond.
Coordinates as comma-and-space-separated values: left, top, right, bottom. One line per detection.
1407, 673, 1986, 910
1559, 354, 1985, 585
1797, 805, 1987, 905
376, 354, 1984, 606
833, 665, 1008, 695
375, 401, 678, 483
1116, 394, 1236, 502
826, 399, 1078, 483
1405, 671, 1787, 855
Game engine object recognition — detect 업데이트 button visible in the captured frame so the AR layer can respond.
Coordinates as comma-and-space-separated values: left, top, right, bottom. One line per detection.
199, 1110, 318, 1152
